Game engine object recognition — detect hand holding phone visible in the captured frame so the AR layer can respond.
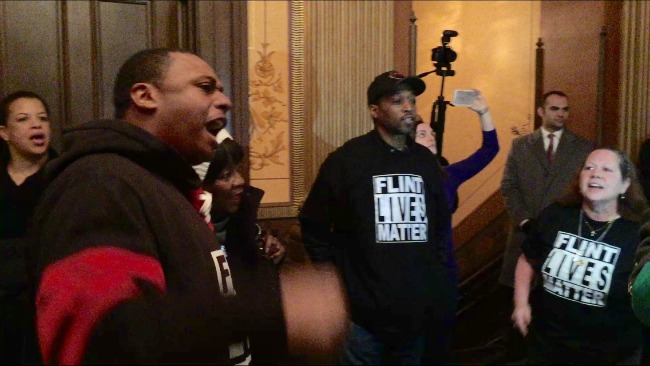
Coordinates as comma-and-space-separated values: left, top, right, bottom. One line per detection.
452, 89, 478, 106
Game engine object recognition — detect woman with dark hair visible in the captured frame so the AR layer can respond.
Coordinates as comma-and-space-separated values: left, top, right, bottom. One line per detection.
200, 138, 287, 364
512, 148, 647, 364
203, 138, 285, 265
0, 90, 57, 364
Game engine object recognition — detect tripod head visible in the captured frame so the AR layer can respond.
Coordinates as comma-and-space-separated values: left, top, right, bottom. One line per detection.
432, 30, 458, 77
418, 30, 459, 156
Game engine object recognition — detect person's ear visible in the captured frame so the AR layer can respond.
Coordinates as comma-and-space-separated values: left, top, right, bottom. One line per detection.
537, 106, 545, 119
369, 104, 379, 119
621, 179, 631, 195
0, 125, 8, 142
130, 83, 158, 112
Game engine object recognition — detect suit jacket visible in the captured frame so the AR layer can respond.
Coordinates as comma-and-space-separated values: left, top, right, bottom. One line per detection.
499, 128, 594, 287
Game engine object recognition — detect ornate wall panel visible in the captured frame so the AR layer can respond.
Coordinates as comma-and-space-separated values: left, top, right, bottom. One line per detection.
248, 1, 292, 208
619, 1, 650, 158
250, 1, 394, 218
248, 1, 304, 219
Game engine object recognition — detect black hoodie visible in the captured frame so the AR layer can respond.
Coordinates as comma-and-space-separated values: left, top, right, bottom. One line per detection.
30, 120, 287, 364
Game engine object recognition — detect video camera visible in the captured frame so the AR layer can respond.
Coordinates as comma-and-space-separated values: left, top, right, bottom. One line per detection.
431, 30, 458, 76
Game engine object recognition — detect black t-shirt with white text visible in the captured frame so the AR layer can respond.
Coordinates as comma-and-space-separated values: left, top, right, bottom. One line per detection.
522, 203, 643, 364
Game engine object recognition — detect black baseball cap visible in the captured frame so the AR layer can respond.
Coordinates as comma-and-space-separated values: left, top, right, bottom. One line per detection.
367, 71, 426, 105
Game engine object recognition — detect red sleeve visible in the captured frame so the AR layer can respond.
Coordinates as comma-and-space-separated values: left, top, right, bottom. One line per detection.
36, 246, 166, 365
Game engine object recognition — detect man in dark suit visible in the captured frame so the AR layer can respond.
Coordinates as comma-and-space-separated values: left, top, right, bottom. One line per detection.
495, 90, 594, 362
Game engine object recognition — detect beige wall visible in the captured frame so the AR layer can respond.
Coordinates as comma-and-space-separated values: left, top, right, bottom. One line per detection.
303, 1, 395, 190
413, 1, 541, 226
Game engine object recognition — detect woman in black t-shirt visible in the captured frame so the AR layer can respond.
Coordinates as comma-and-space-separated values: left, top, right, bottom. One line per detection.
512, 148, 648, 364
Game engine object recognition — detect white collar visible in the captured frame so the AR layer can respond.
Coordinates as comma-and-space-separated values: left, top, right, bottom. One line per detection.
541, 127, 564, 140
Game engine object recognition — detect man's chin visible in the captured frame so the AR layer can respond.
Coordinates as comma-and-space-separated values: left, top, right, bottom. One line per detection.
187, 149, 216, 166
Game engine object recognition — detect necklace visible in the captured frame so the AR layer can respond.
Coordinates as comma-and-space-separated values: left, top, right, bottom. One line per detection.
583, 218, 611, 236
578, 210, 615, 242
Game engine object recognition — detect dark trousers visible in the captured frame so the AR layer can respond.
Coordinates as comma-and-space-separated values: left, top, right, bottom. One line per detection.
0, 294, 40, 365
484, 285, 526, 365
339, 322, 426, 365
422, 265, 458, 365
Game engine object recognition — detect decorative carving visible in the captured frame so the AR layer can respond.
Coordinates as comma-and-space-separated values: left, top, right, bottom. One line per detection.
249, 41, 288, 171
510, 117, 533, 136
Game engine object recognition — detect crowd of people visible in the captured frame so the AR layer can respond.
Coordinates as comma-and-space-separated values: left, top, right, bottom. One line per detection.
2, 46, 650, 365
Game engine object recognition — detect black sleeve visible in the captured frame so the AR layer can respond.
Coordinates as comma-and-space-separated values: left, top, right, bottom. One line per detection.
35, 173, 283, 364
429, 159, 452, 266
521, 208, 553, 271
85, 279, 252, 364
299, 152, 342, 263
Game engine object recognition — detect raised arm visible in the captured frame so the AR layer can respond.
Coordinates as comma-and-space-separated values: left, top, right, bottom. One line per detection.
444, 90, 499, 187
468, 90, 496, 132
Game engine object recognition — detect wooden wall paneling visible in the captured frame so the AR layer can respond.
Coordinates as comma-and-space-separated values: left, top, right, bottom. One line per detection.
0, 1, 4, 96
618, 1, 650, 158
540, 1, 604, 143
195, 2, 232, 137
229, 2, 250, 151
150, 0, 180, 49
96, 1, 150, 119
194, 1, 249, 176
0, 0, 240, 151
534, 38, 544, 130
393, 0, 411, 74
0, 1, 65, 150
195, 1, 227, 79
65, 0, 95, 128
65, 0, 183, 126
601, 1, 623, 149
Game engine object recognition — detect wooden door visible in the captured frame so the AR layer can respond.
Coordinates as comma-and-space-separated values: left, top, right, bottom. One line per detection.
0, 0, 248, 151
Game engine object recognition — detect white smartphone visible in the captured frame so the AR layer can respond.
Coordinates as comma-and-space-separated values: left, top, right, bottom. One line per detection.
453, 89, 478, 106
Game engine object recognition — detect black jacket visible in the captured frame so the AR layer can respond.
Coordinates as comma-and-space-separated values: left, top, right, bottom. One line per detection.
214, 185, 287, 363
0, 147, 57, 364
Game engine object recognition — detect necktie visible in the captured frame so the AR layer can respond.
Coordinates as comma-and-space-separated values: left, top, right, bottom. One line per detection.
547, 133, 555, 164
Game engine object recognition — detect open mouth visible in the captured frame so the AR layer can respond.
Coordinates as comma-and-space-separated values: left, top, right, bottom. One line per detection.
206, 118, 227, 137
587, 183, 603, 189
231, 190, 243, 204
30, 133, 46, 145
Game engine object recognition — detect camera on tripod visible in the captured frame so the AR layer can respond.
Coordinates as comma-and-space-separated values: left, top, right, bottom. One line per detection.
431, 30, 458, 76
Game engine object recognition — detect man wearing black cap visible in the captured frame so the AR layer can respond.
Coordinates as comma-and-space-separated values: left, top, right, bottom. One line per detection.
300, 71, 450, 364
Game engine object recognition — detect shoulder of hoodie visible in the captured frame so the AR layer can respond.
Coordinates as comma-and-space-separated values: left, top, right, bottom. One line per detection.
49, 153, 173, 194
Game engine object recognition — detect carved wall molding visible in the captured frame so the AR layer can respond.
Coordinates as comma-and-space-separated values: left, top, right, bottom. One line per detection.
304, 1, 394, 192
619, 1, 650, 157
